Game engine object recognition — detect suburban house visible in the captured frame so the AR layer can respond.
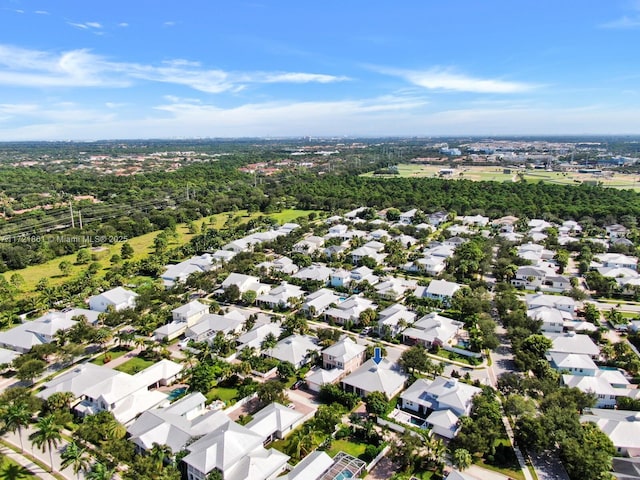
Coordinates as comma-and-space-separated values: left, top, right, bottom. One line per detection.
89, 286, 138, 312
128, 393, 230, 453
280, 451, 334, 480
375, 277, 417, 300
419, 279, 463, 305
322, 337, 366, 373
220, 273, 270, 296
581, 409, 640, 456
245, 402, 305, 444
0, 308, 99, 353
340, 358, 408, 399
528, 306, 569, 334
266, 334, 321, 369
236, 322, 283, 352
547, 332, 600, 358
256, 282, 305, 310
303, 289, 342, 317
606, 224, 628, 239
399, 376, 481, 438
593, 253, 638, 270
402, 313, 463, 348
185, 313, 245, 343
399, 209, 418, 224
305, 367, 344, 393
562, 369, 630, 408
293, 236, 325, 254
38, 360, 183, 424
154, 300, 209, 341
400, 376, 481, 417
181, 417, 289, 480
292, 264, 334, 285
161, 253, 214, 287
460, 215, 489, 227
525, 293, 576, 315
377, 304, 416, 336
324, 295, 377, 326
350, 242, 387, 265
330, 269, 352, 288
546, 352, 598, 376
256, 256, 299, 276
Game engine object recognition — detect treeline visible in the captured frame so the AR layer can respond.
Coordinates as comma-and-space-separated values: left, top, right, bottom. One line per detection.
282, 174, 640, 221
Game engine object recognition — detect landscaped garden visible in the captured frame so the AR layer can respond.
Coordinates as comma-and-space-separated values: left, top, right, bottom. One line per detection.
114, 356, 154, 374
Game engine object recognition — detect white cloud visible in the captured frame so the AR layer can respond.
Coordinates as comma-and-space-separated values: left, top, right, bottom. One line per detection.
260, 72, 350, 83
379, 67, 536, 93
163, 21, 176, 27
34, 10, 49, 15
118, 22, 129, 27
68, 21, 103, 31
86, 22, 102, 29
599, 15, 640, 29
0, 44, 350, 92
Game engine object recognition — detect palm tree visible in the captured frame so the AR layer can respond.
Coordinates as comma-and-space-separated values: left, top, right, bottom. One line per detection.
29, 415, 63, 473
2, 402, 32, 453
453, 448, 472, 471
0, 463, 32, 479
86, 462, 116, 480
149, 443, 173, 470
285, 427, 314, 459
60, 441, 90, 479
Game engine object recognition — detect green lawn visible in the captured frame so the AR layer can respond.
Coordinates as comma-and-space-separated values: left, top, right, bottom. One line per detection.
114, 356, 154, 374
91, 346, 131, 365
0, 456, 39, 479
326, 438, 367, 458
206, 386, 239, 404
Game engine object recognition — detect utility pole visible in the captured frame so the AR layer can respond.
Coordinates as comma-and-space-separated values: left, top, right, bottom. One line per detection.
69, 201, 75, 228
78, 210, 83, 229
186, 183, 189, 201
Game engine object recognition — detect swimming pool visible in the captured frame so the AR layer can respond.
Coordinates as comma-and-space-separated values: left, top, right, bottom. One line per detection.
333, 470, 354, 480
167, 387, 187, 401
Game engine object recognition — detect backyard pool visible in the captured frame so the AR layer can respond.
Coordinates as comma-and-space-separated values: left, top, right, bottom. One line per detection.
333, 470, 354, 480
168, 387, 187, 401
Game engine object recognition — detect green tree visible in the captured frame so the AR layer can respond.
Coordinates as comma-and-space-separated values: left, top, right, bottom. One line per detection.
29, 415, 63, 473
2, 402, 32, 453
241, 290, 257, 305
60, 441, 90, 480
452, 448, 472, 471
560, 422, 615, 480
365, 391, 389, 416
399, 345, 433, 374
121, 242, 134, 260
76, 249, 91, 265
58, 260, 72, 276
16, 359, 46, 384
256, 380, 288, 407
86, 462, 116, 480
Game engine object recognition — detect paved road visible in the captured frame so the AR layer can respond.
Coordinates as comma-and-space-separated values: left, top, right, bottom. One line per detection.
528, 451, 570, 480
489, 324, 517, 387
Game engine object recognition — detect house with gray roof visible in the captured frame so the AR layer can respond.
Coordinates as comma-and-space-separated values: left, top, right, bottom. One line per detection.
303, 289, 342, 317
245, 402, 304, 444
341, 358, 408, 399
266, 334, 321, 369
400, 376, 481, 417
402, 312, 463, 348
581, 408, 640, 457
322, 337, 366, 374
378, 304, 416, 336
256, 282, 305, 310
161, 253, 214, 287
89, 286, 138, 312
324, 295, 377, 326
185, 313, 244, 343
420, 279, 462, 305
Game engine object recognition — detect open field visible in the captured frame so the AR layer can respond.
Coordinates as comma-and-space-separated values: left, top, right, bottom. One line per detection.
363, 163, 640, 191
3, 208, 318, 296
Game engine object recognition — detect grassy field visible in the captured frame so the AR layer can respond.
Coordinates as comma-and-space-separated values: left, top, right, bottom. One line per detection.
0, 456, 39, 479
4, 208, 318, 296
114, 356, 154, 374
91, 346, 132, 365
206, 386, 239, 404
326, 438, 368, 458
362, 163, 640, 191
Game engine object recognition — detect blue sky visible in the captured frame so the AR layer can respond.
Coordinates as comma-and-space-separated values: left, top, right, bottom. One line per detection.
0, 1, 639, 140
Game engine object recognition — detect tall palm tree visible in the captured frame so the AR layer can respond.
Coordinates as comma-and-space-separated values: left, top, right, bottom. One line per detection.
86, 462, 116, 480
29, 415, 63, 472
60, 441, 90, 480
2, 402, 32, 453
453, 448, 472, 471
149, 443, 173, 471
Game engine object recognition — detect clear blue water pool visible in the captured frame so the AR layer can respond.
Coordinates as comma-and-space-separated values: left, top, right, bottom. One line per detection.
168, 387, 187, 400
333, 470, 354, 480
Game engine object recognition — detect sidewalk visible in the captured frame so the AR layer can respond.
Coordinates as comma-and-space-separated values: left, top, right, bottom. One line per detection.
2, 425, 85, 479
0, 444, 57, 480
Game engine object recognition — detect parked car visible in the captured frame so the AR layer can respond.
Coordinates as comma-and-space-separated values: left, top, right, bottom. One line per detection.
292, 380, 304, 390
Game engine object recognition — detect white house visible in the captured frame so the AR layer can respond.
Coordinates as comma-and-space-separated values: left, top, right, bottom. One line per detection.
161, 254, 214, 287
420, 280, 463, 305
378, 304, 416, 336
322, 337, 366, 373
581, 409, 640, 457
400, 376, 481, 417
402, 312, 462, 348
266, 334, 321, 369
89, 287, 138, 312
341, 358, 408, 399
185, 313, 244, 342
154, 300, 211, 341
546, 352, 598, 376
324, 295, 377, 326
400, 209, 418, 224
303, 289, 342, 317
221, 273, 270, 296
256, 283, 305, 310
292, 264, 334, 285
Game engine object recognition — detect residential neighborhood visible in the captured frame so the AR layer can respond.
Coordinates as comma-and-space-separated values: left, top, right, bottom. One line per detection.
2, 204, 640, 480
